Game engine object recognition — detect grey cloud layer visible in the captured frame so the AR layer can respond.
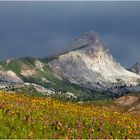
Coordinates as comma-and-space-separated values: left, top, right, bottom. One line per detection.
0, 1, 140, 67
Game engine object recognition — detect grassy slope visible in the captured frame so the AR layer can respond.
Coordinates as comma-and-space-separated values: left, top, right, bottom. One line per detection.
0, 57, 36, 75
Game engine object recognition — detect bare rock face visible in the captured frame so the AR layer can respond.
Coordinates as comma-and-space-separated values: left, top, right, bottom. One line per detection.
0, 70, 23, 83
115, 95, 139, 106
49, 31, 140, 91
129, 62, 140, 75
21, 69, 36, 77
34, 60, 44, 71
115, 95, 140, 112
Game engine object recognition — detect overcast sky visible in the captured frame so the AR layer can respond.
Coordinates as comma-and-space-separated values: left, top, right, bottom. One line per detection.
0, 1, 140, 67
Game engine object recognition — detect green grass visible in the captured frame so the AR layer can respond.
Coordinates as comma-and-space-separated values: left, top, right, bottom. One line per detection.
0, 57, 36, 75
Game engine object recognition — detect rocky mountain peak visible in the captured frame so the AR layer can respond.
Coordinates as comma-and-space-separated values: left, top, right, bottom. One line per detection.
81, 31, 100, 44
129, 62, 140, 75
69, 31, 109, 60
67, 31, 104, 52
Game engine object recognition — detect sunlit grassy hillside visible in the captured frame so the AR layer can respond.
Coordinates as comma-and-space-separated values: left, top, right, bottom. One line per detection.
0, 91, 140, 139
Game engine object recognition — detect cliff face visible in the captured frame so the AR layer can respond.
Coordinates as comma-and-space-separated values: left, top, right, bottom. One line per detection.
49, 31, 140, 91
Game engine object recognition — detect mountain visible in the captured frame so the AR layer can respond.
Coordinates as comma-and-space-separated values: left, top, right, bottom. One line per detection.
0, 31, 140, 100
129, 62, 140, 75
49, 31, 140, 91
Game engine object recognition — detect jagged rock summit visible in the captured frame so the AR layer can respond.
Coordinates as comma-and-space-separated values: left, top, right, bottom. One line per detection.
69, 31, 101, 49
63, 31, 106, 54
49, 31, 140, 91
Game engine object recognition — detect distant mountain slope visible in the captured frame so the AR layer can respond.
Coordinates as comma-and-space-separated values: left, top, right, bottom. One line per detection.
49, 31, 140, 92
129, 62, 140, 75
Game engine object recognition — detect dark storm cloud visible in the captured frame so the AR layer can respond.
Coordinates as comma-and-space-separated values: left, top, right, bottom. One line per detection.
0, 1, 140, 67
